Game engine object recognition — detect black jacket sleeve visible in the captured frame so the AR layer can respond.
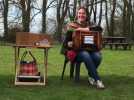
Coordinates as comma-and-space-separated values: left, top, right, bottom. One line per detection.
89, 25, 103, 33
60, 30, 73, 55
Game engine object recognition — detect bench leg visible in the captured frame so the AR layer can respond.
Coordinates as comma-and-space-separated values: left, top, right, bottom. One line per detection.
110, 45, 113, 50
115, 44, 118, 50
128, 44, 132, 50
123, 45, 127, 50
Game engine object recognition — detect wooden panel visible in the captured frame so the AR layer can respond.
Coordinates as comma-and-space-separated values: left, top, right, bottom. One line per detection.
15, 82, 45, 86
16, 32, 53, 45
16, 32, 30, 45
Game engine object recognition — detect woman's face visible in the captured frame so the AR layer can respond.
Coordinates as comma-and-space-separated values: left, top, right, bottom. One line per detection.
77, 8, 87, 23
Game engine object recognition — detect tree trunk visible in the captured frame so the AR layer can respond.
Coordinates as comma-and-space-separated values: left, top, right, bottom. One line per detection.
127, 0, 132, 38
56, 0, 70, 41
93, 0, 97, 23
56, 21, 63, 41
73, 0, 77, 17
98, 0, 103, 26
20, 0, 31, 32
42, 0, 47, 33
131, 11, 134, 40
68, 0, 77, 21
109, 0, 116, 36
89, 0, 94, 22
3, 0, 9, 38
122, 0, 127, 36
105, 0, 110, 35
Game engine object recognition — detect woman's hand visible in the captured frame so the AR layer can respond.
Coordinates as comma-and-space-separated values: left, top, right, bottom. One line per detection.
68, 41, 73, 47
76, 27, 89, 32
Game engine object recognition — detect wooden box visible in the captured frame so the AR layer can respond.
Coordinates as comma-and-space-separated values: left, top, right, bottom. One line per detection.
72, 30, 102, 51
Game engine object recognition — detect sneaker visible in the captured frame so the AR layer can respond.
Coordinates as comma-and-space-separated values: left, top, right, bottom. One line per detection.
88, 77, 96, 86
96, 80, 105, 89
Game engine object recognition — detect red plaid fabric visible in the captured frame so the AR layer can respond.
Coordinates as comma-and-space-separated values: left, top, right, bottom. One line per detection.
20, 61, 38, 76
66, 50, 77, 62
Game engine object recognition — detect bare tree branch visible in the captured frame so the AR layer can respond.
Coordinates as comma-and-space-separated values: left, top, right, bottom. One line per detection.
46, 0, 56, 10
31, 10, 41, 22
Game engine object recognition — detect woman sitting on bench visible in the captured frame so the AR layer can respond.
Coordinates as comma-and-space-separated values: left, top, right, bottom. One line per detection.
61, 6, 105, 89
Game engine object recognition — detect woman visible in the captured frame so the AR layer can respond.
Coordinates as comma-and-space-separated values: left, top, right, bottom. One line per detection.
61, 7, 105, 89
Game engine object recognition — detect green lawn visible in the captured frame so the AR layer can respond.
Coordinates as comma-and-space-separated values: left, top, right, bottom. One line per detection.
0, 45, 134, 100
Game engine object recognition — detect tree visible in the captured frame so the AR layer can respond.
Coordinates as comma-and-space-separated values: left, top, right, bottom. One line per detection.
56, 0, 70, 41
126, 0, 133, 39
119, 0, 134, 38
42, 0, 48, 33
131, 1, 134, 39
122, 0, 127, 36
98, 0, 103, 26
68, 0, 77, 21
3, 0, 9, 38
20, 0, 31, 32
104, 0, 110, 35
109, 0, 117, 36
88, 0, 94, 22
93, 0, 97, 23
42, 0, 56, 33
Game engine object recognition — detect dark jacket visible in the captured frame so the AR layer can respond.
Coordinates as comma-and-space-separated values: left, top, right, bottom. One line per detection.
60, 30, 74, 55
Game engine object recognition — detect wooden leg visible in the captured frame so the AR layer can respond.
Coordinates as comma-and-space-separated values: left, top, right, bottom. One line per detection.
110, 44, 113, 50
129, 44, 132, 50
44, 48, 48, 85
115, 44, 118, 50
14, 47, 20, 85
14, 47, 17, 74
123, 45, 127, 50
14, 47, 17, 85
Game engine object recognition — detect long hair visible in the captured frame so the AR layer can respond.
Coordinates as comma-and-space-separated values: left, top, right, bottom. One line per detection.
74, 6, 89, 22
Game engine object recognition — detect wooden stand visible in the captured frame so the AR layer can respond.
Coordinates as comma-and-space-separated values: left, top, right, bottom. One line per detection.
14, 32, 52, 86
14, 45, 51, 86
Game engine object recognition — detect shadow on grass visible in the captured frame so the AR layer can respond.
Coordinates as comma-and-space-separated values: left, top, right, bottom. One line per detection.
0, 74, 134, 89
0, 74, 134, 100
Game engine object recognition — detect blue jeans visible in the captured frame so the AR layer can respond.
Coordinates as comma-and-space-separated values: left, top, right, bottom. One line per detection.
75, 50, 102, 81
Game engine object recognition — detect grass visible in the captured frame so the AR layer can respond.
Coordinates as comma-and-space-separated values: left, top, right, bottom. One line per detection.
0, 44, 134, 100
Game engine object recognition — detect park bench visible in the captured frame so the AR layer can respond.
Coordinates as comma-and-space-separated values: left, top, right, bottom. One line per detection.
104, 43, 132, 50
103, 36, 132, 50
